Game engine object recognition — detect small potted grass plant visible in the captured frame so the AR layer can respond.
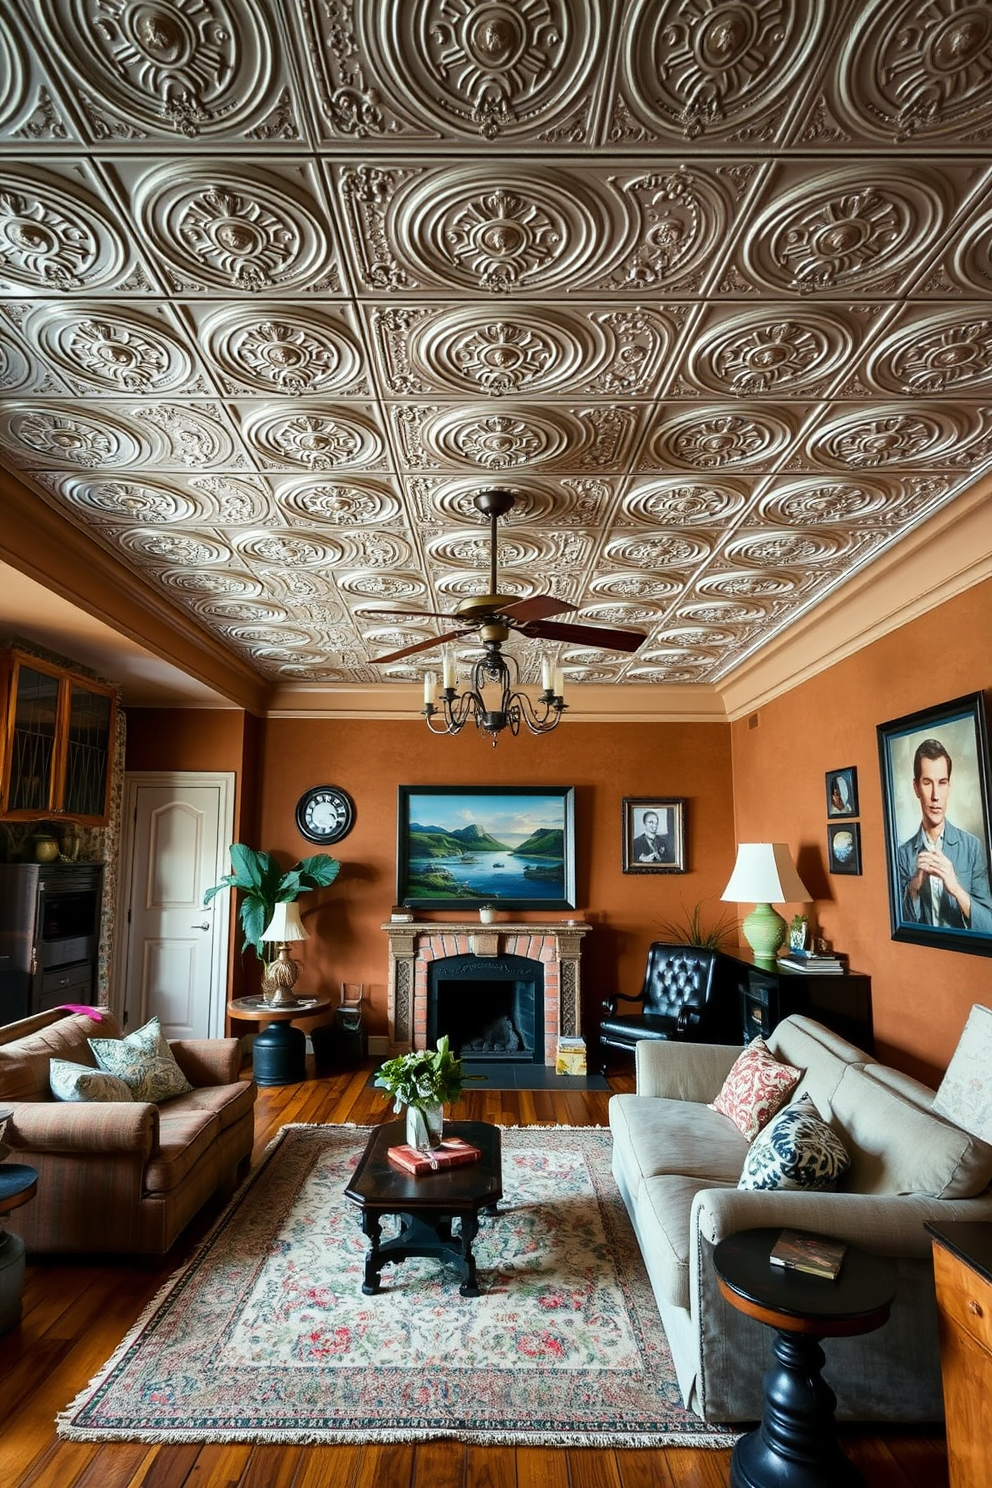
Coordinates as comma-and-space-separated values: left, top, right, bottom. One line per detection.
374, 1036, 473, 1149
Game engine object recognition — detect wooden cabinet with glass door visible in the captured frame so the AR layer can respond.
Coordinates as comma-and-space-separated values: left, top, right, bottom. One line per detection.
0, 649, 117, 826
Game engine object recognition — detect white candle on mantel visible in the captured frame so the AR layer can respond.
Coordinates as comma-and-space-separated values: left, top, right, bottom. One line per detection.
423, 671, 436, 705
442, 653, 456, 690
541, 656, 553, 692
553, 667, 565, 699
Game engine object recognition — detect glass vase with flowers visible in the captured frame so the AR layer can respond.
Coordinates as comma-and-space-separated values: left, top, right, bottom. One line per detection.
373, 1036, 475, 1150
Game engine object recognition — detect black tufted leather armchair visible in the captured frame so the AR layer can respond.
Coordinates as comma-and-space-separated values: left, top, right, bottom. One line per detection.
599, 943, 738, 1073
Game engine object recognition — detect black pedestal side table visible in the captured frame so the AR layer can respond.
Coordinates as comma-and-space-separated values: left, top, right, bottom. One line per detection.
228, 995, 330, 1086
0, 1163, 38, 1334
714, 1227, 895, 1488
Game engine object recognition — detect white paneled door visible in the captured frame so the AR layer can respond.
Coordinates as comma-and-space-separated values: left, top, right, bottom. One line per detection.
117, 773, 234, 1041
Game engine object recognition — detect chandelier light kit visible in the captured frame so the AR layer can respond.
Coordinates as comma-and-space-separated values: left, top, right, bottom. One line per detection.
367, 489, 646, 744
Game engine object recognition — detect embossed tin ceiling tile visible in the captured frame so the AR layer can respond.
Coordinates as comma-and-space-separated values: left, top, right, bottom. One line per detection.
132, 162, 337, 293
158, 568, 262, 598
231, 529, 344, 568
0, 11, 32, 133
336, 572, 428, 600
838, 0, 992, 141
0, 338, 48, 396
616, 0, 826, 142
425, 528, 548, 568
676, 597, 771, 623
55, 474, 201, 524
723, 528, 850, 568
644, 406, 795, 471
115, 527, 234, 568
655, 626, 737, 647
414, 404, 578, 469
577, 602, 661, 627
326, 0, 605, 143
239, 405, 385, 469
383, 163, 630, 293
121, 400, 241, 469
806, 404, 977, 469
626, 664, 714, 683
951, 208, 992, 294
338, 532, 413, 569
274, 476, 402, 526
434, 570, 533, 599
26, 303, 198, 394
741, 165, 948, 294
37, 0, 289, 139
186, 474, 274, 525
604, 531, 713, 569
561, 666, 624, 682
198, 304, 368, 396
592, 166, 736, 294
0, 166, 131, 293
622, 478, 750, 526
696, 568, 801, 598
867, 309, 992, 395
428, 475, 560, 523
588, 572, 683, 601
219, 624, 314, 648
363, 626, 438, 648
756, 475, 895, 525
0, 401, 144, 466
686, 305, 855, 396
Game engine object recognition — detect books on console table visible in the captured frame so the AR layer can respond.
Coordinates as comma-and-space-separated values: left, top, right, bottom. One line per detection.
777, 950, 847, 974
387, 1136, 482, 1176
770, 1228, 847, 1280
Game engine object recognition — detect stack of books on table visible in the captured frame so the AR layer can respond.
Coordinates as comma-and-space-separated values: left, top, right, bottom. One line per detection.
387, 1136, 482, 1176
770, 1228, 847, 1280
777, 949, 847, 975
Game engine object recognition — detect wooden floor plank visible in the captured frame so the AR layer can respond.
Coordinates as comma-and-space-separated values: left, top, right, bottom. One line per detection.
566, 1448, 623, 1488
515, 1447, 569, 1488
352, 1443, 414, 1488
292, 1444, 362, 1488
465, 1444, 516, 1488
178, 1443, 254, 1488
410, 1439, 466, 1488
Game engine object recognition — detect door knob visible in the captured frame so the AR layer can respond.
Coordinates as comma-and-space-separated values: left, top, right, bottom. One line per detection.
191, 922, 211, 931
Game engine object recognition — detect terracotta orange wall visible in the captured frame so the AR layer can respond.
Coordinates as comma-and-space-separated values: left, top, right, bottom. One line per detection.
730, 576, 992, 1086
255, 717, 736, 1041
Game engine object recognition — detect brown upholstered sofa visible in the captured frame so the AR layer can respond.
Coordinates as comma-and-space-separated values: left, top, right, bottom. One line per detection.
0, 1007, 256, 1255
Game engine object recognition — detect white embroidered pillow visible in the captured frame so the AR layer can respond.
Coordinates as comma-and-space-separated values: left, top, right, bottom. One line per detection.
88, 1016, 192, 1103
50, 1058, 133, 1103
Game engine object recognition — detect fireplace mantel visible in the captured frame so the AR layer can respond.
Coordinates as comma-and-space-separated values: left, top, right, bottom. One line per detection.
382, 919, 592, 1065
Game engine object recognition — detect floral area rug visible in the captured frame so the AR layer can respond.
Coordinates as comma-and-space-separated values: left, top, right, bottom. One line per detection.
58, 1124, 735, 1447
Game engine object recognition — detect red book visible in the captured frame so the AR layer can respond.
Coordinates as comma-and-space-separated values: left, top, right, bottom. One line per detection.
387, 1137, 482, 1175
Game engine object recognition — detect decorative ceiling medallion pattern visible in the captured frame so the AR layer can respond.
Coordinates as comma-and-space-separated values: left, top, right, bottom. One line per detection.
2, 2, 992, 693
41, 0, 283, 137
619, 0, 825, 140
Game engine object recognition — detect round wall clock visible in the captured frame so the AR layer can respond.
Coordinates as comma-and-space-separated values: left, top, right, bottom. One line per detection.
295, 785, 355, 845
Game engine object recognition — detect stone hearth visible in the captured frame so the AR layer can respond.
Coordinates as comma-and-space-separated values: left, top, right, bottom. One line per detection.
382, 920, 591, 1066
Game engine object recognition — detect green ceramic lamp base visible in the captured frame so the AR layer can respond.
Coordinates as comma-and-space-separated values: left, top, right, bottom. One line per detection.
742, 903, 787, 966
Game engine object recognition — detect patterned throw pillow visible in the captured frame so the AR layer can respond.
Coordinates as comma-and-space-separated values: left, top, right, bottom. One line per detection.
50, 1058, 133, 1103
88, 1016, 192, 1103
738, 1094, 850, 1191
709, 1037, 802, 1141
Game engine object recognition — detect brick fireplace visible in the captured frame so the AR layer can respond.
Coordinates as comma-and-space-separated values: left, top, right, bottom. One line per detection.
382, 919, 591, 1066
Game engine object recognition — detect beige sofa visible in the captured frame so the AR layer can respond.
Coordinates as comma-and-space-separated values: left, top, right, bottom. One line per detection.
609, 1015, 992, 1423
0, 1008, 256, 1255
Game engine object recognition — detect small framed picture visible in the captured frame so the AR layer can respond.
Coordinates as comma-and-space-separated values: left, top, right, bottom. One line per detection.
826, 766, 859, 819
622, 798, 686, 873
827, 822, 862, 875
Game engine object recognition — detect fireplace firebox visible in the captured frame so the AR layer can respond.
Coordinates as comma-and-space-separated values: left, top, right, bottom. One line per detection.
428, 953, 542, 1064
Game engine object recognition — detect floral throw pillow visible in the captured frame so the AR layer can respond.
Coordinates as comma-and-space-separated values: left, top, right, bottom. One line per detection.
709, 1037, 802, 1141
738, 1095, 850, 1191
50, 1058, 133, 1103
88, 1016, 192, 1103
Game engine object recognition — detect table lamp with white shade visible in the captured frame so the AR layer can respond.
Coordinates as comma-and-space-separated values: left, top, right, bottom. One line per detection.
260, 901, 309, 1007
720, 843, 812, 965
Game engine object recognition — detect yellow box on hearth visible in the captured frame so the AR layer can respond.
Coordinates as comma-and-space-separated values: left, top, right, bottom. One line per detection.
555, 1038, 587, 1075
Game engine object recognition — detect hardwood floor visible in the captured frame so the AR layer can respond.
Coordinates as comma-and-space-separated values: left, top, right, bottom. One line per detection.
1, 1062, 949, 1488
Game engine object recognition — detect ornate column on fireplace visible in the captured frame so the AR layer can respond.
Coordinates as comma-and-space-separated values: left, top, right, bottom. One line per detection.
382, 920, 591, 1067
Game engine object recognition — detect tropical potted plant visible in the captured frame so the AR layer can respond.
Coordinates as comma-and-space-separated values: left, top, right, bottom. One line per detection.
373, 1036, 474, 1149
655, 898, 737, 949
203, 843, 340, 976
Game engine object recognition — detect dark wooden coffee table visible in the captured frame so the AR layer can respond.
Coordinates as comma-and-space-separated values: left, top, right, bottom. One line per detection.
714, 1227, 895, 1488
344, 1120, 502, 1297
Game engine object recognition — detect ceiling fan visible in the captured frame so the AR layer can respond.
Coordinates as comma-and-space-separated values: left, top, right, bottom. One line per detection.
364, 489, 647, 665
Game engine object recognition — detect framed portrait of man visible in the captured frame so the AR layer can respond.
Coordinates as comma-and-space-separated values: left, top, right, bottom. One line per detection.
621, 798, 686, 874
877, 692, 992, 957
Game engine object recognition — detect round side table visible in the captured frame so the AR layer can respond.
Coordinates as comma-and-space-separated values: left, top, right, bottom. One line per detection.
713, 1227, 895, 1488
0, 1163, 39, 1334
228, 995, 330, 1086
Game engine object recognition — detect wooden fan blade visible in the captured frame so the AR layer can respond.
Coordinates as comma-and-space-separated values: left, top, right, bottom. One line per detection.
370, 629, 468, 664
499, 594, 577, 624
518, 619, 647, 653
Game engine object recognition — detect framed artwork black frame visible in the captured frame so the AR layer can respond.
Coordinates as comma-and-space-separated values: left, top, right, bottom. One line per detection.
877, 691, 992, 957
826, 766, 859, 819
621, 797, 687, 873
827, 821, 862, 876
396, 785, 576, 910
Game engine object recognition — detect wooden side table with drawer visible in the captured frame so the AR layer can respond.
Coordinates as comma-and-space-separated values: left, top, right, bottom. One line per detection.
926, 1221, 992, 1488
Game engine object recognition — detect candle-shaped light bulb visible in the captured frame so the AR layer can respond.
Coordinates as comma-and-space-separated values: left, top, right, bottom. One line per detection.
553, 667, 565, 699
442, 652, 455, 690
541, 656, 553, 692
423, 671, 436, 705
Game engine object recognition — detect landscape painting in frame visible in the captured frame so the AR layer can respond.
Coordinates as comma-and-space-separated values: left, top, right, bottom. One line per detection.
397, 786, 576, 910
876, 691, 992, 958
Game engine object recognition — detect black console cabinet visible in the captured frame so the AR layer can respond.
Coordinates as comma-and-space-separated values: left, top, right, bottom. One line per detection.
718, 949, 874, 1054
